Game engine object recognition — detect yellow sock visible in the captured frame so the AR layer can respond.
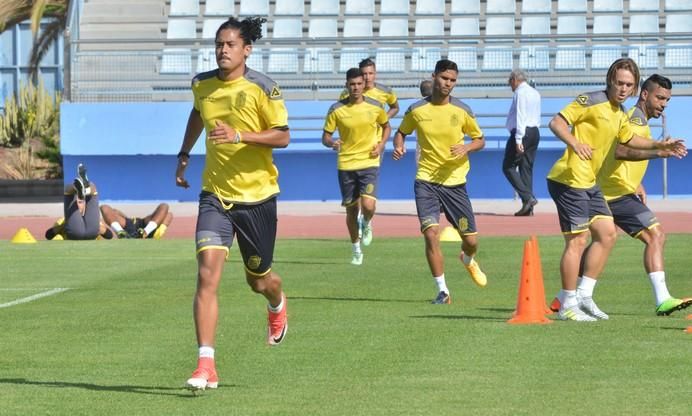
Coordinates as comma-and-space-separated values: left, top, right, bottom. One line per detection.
153, 224, 168, 240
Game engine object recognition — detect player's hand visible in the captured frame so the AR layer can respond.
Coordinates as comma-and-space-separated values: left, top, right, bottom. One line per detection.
392, 144, 406, 160
635, 184, 647, 205
516, 142, 525, 154
370, 142, 385, 158
450, 143, 469, 159
660, 138, 687, 158
175, 157, 190, 189
572, 142, 594, 160
331, 140, 341, 152
209, 120, 237, 144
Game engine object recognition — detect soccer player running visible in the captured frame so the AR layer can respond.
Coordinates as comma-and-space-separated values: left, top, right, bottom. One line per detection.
340, 58, 399, 235
593, 74, 689, 316
322, 68, 391, 265
547, 58, 686, 321
175, 17, 290, 391
392, 59, 488, 305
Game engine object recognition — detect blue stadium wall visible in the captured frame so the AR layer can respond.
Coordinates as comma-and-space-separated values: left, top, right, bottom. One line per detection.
61, 97, 692, 201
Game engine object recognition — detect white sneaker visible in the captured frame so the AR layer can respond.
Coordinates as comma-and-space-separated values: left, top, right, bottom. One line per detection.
351, 252, 363, 265
557, 305, 598, 322
578, 296, 609, 320
361, 223, 373, 246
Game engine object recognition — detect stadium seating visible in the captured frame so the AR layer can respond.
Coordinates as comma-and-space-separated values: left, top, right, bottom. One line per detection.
239, 0, 268, 16
415, 0, 445, 15
451, 0, 480, 15
376, 18, 409, 72
310, 0, 340, 16
169, 0, 199, 17
380, 0, 410, 15
161, 19, 196, 74
522, 0, 551, 13
486, 0, 516, 14
345, 0, 375, 15
305, 18, 337, 73
204, 0, 234, 16
274, 0, 304, 16
448, 17, 479, 71
267, 18, 301, 73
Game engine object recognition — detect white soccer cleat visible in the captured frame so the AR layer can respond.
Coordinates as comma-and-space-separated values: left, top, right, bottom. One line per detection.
351, 252, 363, 265
578, 296, 609, 320
557, 305, 598, 322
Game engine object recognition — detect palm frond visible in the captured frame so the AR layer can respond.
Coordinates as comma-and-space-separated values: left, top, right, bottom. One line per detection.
30, 0, 49, 37
29, 18, 65, 79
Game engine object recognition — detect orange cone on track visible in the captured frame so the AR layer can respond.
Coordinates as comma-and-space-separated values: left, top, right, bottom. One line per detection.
529, 235, 552, 315
508, 237, 552, 324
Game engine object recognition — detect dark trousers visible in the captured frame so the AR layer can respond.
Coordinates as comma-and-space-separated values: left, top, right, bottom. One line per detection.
502, 126, 539, 204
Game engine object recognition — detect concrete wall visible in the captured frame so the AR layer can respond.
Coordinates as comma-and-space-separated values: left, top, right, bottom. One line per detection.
60, 96, 692, 201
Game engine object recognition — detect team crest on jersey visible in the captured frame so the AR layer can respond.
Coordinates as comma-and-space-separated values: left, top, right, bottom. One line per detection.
450, 114, 460, 126
247, 255, 262, 270
458, 217, 469, 232
630, 117, 644, 126
365, 183, 375, 194
235, 91, 247, 108
577, 95, 589, 105
270, 86, 283, 99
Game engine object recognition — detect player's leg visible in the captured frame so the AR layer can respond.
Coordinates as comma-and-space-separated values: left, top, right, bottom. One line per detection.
138, 203, 170, 238
358, 167, 379, 246
186, 192, 233, 390
441, 183, 486, 287
100, 204, 129, 237
415, 180, 448, 303
339, 170, 363, 263
547, 179, 597, 321
63, 183, 87, 239
233, 198, 287, 346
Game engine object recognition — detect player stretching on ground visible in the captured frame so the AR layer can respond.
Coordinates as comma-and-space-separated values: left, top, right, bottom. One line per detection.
322, 67, 390, 265
175, 16, 290, 391
393, 59, 488, 305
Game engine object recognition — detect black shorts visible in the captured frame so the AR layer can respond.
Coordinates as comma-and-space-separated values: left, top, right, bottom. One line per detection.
414, 180, 477, 235
608, 194, 659, 237
338, 167, 379, 207
124, 217, 155, 239
196, 191, 277, 277
547, 179, 612, 234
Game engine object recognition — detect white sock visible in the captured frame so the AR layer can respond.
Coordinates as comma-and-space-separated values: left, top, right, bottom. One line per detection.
110, 222, 124, 233
199, 346, 215, 359
352, 242, 361, 254
433, 274, 449, 294
556, 289, 567, 304
461, 253, 473, 266
268, 294, 284, 313
648, 271, 672, 306
562, 290, 578, 308
143, 221, 158, 235
577, 276, 597, 298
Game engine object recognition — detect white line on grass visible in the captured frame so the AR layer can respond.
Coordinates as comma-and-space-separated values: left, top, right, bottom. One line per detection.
0, 288, 69, 309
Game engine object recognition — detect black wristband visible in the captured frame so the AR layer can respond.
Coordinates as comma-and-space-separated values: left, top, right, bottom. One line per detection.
177, 151, 190, 159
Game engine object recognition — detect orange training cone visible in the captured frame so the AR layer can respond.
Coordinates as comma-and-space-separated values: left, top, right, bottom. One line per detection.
529, 235, 552, 315
508, 237, 552, 324
685, 326, 692, 334
11, 228, 37, 244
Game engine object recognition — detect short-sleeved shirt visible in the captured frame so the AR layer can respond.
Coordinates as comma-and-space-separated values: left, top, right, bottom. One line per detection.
398, 97, 484, 186
192, 68, 289, 204
339, 82, 398, 108
597, 106, 651, 200
323, 97, 389, 170
547, 91, 635, 189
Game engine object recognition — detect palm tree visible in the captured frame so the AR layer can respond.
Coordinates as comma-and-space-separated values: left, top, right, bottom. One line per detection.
0, 0, 68, 79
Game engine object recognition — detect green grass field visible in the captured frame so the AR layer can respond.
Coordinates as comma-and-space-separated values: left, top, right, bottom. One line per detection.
1, 235, 691, 415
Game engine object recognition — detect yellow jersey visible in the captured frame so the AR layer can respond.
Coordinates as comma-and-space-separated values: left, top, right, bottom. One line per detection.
398, 97, 484, 186
324, 97, 389, 171
597, 106, 651, 200
339, 82, 398, 108
192, 68, 289, 204
547, 91, 634, 189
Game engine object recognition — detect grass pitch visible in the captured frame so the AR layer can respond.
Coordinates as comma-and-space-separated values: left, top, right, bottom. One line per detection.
1, 235, 691, 415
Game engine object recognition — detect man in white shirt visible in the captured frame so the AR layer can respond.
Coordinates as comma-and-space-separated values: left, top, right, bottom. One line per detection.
503, 69, 542, 216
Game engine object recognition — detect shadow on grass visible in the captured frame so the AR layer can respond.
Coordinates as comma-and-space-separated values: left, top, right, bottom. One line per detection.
0, 378, 234, 398
291, 295, 421, 304
274, 259, 344, 265
411, 314, 507, 322
478, 307, 516, 313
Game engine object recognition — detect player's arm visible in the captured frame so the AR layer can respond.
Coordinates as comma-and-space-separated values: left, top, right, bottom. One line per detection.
451, 136, 485, 159
624, 135, 687, 159
371, 121, 391, 158
392, 130, 407, 160
176, 108, 204, 189
614, 143, 679, 161
387, 101, 399, 119
232, 127, 290, 148
321, 130, 340, 152
549, 113, 593, 160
